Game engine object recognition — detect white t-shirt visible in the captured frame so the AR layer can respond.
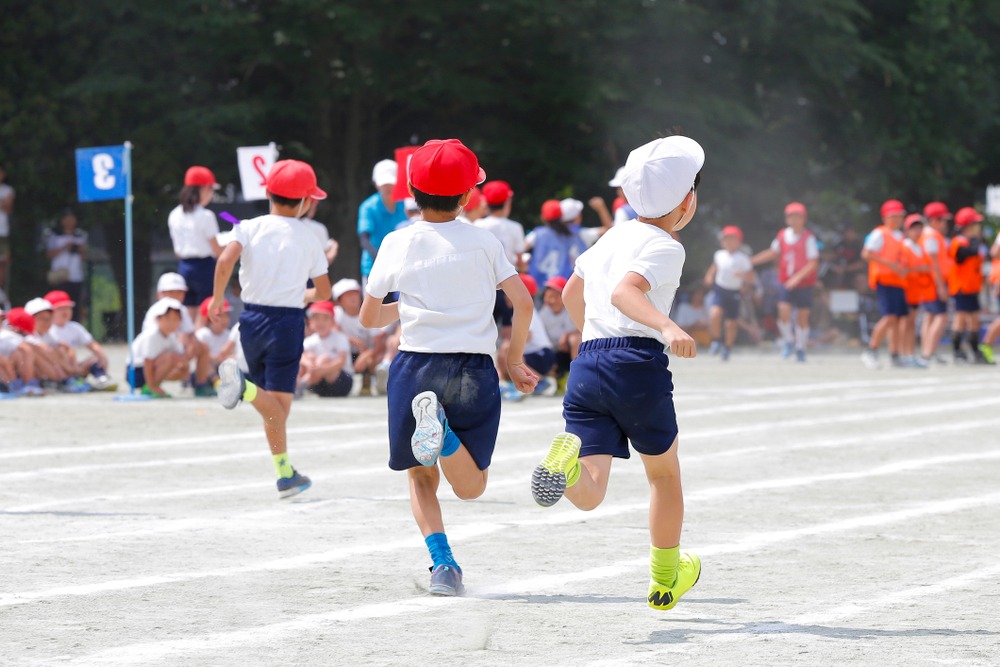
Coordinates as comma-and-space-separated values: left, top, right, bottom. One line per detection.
538, 304, 576, 342
142, 298, 195, 335
366, 220, 516, 355
304, 330, 353, 374
195, 326, 233, 358
168, 205, 220, 259
713, 249, 753, 290
46, 230, 88, 282
304, 218, 333, 251
233, 214, 328, 308
0, 183, 13, 237
770, 228, 820, 259
335, 306, 373, 349
673, 301, 710, 329
49, 321, 94, 348
574, 220, 684, 345
0, 329, 23, 356
476, 215, 526, 267
131, 328, 183, 364
524, 310, 553, 355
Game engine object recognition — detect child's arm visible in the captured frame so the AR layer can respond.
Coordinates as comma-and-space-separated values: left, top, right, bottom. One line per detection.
588, 197, 614, 232
305, 274, 332, 305
209, 241, 242, 319
703, 263, 717, 287
784, 258, 819, 288
86, 341, 109, 369
563, 274, 585, 331
359, 294, 399, 329
611, 272, 696, 358
750, 247, 777, 266
499, 275, 540, 392
144, 359, 165, 395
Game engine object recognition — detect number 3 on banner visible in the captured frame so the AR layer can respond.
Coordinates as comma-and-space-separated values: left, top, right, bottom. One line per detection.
92, 153, 117, 190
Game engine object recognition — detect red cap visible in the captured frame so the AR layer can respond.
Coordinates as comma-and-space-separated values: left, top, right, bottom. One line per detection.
904, 213, 925, 229
184, 166, 219, 188
43, 290, 75, 308
923, 202, 951, 220
408, 139, 486, 197
784, 202, 807, 216
612, 196, 627, 212
307, 300, 336, 316
464, 186, 483, 212
199, 296, 231, 319
544, 276, 568, 293
519, 273, 538, 297
721, 225, 744, 241
954, 207, 984, 228
881, 200, 906, 217
5, 307, 34, 335
541, 200, 563, 222
482, 180, 513, 206
265, 160, 327, 200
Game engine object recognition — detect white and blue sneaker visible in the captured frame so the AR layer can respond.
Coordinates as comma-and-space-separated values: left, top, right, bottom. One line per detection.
499, 380, 524, 402
217, 359, 245, 410
428, 564, 465, 596
795, 349, 807, 363
276, 469, 312, 499
411, 391, 445, 466
720, 345, 730, 362
781, 342, 794, 359
708, 340, 721, 356
533, 377, 557, 397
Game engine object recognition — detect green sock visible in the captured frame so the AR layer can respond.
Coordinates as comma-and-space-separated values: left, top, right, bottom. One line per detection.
566, 461, 581, 487
273, 453, 294, 479
649, 545, 680, 587
243, 380, 258, 402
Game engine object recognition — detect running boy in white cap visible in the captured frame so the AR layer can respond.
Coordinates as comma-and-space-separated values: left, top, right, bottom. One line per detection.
359, 139, 537, 596
531, 135, 703, 610
210, 159, 332, 499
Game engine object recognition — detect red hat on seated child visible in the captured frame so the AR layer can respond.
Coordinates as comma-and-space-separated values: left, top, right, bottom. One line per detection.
44, 290, 75, 308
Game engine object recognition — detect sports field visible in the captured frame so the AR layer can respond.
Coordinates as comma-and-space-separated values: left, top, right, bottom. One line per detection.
2, 346, 999, 666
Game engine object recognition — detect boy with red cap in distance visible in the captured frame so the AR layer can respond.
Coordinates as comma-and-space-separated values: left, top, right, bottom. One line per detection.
531, 136, 703, 611
705, 225, 753, 361
359, 138, 537, 596
900, 214, 933, 368
210, 159, 332, 499
539, 275, 580, 390
300, 300, 353, 397
948, 207, 990, 364
860, 200, 909, 369
477, 180, 527, 341
919, 202, 953, 363
457, 186, 485, 223
0, 307, 44, 396
525, 199, 589, 289
194, 296, 236, 378
45, 289, 116, 390
750, 202, 819, 362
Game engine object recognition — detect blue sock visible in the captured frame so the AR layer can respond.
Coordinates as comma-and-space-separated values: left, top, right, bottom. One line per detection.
90, 362, 106, 377
425, 532, 459, 570
440, 419, 461, 458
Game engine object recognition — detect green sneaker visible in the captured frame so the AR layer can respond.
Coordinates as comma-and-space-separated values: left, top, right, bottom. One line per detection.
531, 432, 581, 507
141, 385, 172, 399
647, 551, 701, 610
978, 344, 995, 364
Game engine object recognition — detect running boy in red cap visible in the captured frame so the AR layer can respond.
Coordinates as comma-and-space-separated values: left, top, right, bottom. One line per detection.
531, 135, 704, 611
948, 207, 990, 363
860, 200, 909, 369
919, 202, 953, 363
210, 159, 332, 499
359, 139, 537, 596
751, 202, 819, 362
705, 225, 753, 361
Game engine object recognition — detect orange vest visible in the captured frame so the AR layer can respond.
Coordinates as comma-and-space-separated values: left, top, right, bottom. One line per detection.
867, 225, 905, 289
948, 236, 983, 295
902, 239, 934, 305
919, 227, 952, 278
991, 256, 1000, 286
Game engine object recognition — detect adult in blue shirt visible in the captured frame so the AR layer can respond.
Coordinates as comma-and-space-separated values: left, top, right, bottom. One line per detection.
358, 159, 407, 287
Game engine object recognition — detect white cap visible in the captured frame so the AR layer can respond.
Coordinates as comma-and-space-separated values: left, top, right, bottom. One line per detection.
149, 297, 184, 319
24, 298, 53, 316
372, 159, 398, 187
332, 278, 362, 301
620, 136, 705, 219
559, 198, 584, 223
157, 272, 188, 293
608, 166, 627, 188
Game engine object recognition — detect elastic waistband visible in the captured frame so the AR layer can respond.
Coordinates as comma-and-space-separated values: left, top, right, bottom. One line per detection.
579, 336, 663, 352
178, 256, 215, 262
244, 303, 305, 317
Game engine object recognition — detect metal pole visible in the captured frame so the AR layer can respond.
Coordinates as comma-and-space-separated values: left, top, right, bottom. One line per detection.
124, 141, 136, 394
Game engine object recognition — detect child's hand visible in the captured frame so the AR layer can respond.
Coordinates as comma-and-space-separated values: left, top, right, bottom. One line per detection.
661, 321, 697, 358
207, 297, 226, 322
508, 360, 539, 393
588, 196, 607, 211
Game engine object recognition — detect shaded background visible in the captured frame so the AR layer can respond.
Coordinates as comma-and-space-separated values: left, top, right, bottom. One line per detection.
3, 0, 1000, 326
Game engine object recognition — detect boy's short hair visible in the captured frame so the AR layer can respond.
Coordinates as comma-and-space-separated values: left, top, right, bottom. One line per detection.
411, 186, 463, 213
269, 192, 306, 208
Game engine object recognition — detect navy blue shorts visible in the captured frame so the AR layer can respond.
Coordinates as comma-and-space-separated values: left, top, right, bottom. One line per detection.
875, 283, 909, 317
953, 292, 980, 313
125, 365, 145, 390
556, 351, 572, 375
524, 348, 556, 375
310, 372, 352, 397
779, 285, 814, 309
387, 351, 501, 471
923, 299, 947, 315
563, 337, 677, 459
239, 303, 305, 393
178, 257, 216, 307
713, 285, 741, 320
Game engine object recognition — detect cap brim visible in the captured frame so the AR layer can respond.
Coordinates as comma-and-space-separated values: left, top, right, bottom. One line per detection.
310, 186, 328, 201
608, 178, 622, 188
52, 300, 76, 308
476, 168, 487, 186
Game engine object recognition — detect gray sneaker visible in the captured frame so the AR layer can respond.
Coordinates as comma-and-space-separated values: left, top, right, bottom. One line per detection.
860, 349, 881, 370
217, 358, 245, 410
429, 564, 465, 596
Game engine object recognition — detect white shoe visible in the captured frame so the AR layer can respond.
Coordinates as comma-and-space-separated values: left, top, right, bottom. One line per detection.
349, 373, 363, 397
374, 360, 390, 395
860, 349, 881, 370
217, 359, 245, 409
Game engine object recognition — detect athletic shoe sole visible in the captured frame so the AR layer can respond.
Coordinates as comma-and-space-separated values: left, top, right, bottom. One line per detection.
411, 391, 444, 466
217, 359, 244, 410
531, 432, 582, 507
278, 479, 312, 499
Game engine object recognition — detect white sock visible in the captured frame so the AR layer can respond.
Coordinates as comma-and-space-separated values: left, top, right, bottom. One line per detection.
795, 327, 810, 351
778, 320, 794, 344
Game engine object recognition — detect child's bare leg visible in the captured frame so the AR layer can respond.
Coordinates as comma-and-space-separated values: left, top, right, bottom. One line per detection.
564, 454, 613, 511
249, 390, 293, 455
639, 442, 684, 548
709, 305, 723, 341
408, 466, 444, 535
438, 444, 488, 500
567, 331, 581, 360
724, 319, 738, 348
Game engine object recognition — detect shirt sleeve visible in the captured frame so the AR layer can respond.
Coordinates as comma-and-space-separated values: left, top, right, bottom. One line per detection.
71, 322, 94, 346
230, 220, 249, 249
629, 237, 685, 291
491, 235, 518, 286
923, 236, 939, 254
863, 230, 884, 253
770, 236, 780, 253
805, 235, 819, 260
202, 210, 220, 240
365, 232, 399, 298
357, 199, 375, 235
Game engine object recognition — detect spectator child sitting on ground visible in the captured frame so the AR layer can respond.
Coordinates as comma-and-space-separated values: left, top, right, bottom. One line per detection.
332, 278, 385, 395
45, 289, 116, 390
143, 272, 214, 395
25, 297, 89, 391
498, 274, 557, 399
195, 297, 236, 379
300, 300, 353, 397
0, 307, 44, 396
703, 225, 754, 361
128, 298, 188, 398
537, 276, 580, 390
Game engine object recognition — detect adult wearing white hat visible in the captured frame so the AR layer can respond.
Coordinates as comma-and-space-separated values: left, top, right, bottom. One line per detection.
357, 159, 407, 290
